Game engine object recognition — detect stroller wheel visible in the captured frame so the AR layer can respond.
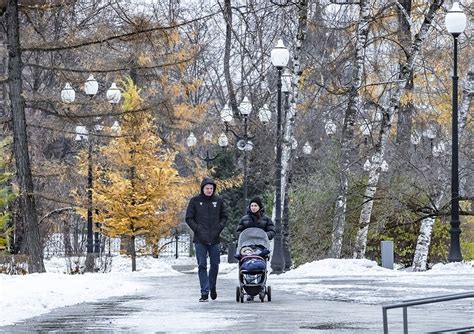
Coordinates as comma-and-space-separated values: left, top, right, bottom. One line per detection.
236, 287, 240, 302
240, 293, 244, 303
266, 286, 272, 302
259, 291, 265, 302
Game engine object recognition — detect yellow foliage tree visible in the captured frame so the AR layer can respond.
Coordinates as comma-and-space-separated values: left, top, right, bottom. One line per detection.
94, 79, 197, 271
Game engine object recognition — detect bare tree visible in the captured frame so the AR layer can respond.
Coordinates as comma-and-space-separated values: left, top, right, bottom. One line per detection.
6, 0, 45, 273
353, 0, 445, 259
329, 0, 371, 258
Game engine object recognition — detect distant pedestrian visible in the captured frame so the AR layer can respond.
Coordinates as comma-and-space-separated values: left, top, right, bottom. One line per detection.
185, 177, 228, 302
236, 196, 275, 240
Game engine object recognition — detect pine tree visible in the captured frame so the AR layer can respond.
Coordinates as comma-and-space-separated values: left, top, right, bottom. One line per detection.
93, 79, 196, 271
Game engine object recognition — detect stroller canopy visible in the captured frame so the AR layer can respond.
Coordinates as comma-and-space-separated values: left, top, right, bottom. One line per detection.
237, 227, 270, 250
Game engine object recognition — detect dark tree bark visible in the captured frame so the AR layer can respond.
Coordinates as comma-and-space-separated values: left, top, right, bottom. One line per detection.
63, 219, 73, 256
395, 0, 414, 157
6, 0, 44, 272
223, 0, 238, 113
130, 235, 136, 272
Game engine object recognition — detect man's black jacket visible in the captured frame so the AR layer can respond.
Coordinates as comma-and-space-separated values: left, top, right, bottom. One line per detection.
185, 178, 228, 245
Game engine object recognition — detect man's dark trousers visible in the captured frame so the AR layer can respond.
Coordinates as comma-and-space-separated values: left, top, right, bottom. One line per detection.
195, 243, 220, 296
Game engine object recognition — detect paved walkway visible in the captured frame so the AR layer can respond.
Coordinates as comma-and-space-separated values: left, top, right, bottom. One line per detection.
1, 269, 473, 333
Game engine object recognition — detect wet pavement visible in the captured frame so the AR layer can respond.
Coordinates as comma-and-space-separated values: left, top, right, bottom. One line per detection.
1, 268, 473, 333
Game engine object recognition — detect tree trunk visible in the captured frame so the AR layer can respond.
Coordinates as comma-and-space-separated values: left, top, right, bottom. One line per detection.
354, 0, 413, 259
281, 93, 291, 269
63, 220, 72, 256
73, 216, 80, 254
131, 234, 136, 272
11, 197, 24, 254
329, 0, 370, 258
7, 0, 44, 273
352, 0, 444, 259
413, 189, 445, 271
151, 243, 159, 258
459, 62, 473, 198
459, 62, 473, 133
120, 235, 131, 255
353, 164, 381, 258
84, 253, 95, 272
223, 0, 237, 113
282, 171, 292, 270
413, 215, 439, 271
280, 0, 309, 269
395, 0, 414, 157
412, 217, 435, 271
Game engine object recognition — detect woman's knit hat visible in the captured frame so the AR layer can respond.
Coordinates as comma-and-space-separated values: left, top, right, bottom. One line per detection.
249, 196, 264, 210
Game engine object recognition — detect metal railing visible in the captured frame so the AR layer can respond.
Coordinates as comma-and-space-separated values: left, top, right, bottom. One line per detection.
382, 291, 474, 333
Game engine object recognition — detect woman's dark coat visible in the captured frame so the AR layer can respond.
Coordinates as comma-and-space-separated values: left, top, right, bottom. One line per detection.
236, 209, 275, 240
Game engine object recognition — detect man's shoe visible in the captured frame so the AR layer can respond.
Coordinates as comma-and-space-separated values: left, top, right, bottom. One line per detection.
199, 295, 209, 302
210, 289, 217, 300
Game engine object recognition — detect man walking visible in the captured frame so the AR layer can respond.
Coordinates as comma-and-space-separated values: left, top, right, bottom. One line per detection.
186, 177, 228, 302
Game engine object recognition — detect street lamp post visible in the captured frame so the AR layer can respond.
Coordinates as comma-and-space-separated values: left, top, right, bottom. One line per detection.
270, 39, 289, 274
186, 131, 228, 169
445, 2, 466, 262
220, 99, 257, 264
84, 75, 99, 257
61, 75, 121, 267
220, 99, 254, 212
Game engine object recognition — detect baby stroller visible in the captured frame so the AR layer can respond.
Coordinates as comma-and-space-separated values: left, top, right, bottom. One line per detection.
235, 227, 272, 303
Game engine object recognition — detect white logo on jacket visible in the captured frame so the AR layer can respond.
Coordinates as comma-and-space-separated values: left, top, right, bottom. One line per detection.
212, 202, 217, 207
199, 202, 203, 206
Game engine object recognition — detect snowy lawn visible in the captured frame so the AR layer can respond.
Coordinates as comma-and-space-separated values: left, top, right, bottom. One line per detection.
1, 256, 473, 326
0, 255, 184, 326
268, 259, 474, 304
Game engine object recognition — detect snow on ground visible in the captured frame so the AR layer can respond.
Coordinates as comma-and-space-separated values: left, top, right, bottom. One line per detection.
0, 255, 183, 326
1, 256, 473, 326
269, 259, 474, 304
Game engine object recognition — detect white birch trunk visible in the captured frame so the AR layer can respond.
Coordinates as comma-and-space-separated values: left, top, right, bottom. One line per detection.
412, 217, 435, 271
459, 61, 473, 134
273, 0, 309, 267
413, 60, 474, 270
353, 157, 381, 258
412, 191, 445, 271
459, 62, 473, 198
350, 0, 443, 259
329, 0, 370, 258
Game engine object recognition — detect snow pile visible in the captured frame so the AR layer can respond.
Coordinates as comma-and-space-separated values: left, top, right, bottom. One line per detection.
0, 271, 145, 326
270, 259, 474, 304
280, 258, 391, 278
0, 255, 183, 326
108, 255, 181, 275
429, 261, 474, 273
45, 255, 185, 275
